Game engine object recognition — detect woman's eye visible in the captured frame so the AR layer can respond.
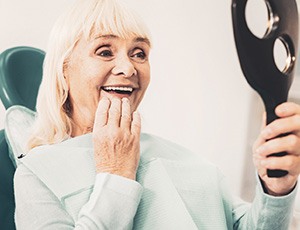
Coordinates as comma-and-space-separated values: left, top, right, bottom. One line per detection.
96, 49, 113, 57
131, 49, 147, 61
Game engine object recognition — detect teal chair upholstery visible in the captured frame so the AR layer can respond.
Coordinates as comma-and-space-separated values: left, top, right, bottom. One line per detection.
0, 130, 15, 230
0, 46, 45, 230
0, 46, 45, 110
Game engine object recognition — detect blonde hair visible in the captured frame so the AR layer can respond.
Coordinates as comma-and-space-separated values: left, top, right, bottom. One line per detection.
28, 0, 151, 150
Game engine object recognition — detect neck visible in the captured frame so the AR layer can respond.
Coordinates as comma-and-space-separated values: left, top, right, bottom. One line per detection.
70, 111, 94, 137
71, 124, 93, 137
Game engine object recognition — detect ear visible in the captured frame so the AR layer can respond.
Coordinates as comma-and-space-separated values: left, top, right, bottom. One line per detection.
62, 59, 70, 89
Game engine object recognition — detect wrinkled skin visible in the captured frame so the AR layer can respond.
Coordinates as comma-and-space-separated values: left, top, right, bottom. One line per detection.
64, 34, 150, 180
93, 97, 141, 180
253, 102, 300, 196
66, 33, 300, 188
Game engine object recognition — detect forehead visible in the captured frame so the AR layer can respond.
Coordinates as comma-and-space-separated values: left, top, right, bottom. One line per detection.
92, 34, 151, 46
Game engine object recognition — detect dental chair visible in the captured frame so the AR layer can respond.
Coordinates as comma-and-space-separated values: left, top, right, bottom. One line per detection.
0, 46, 45, 230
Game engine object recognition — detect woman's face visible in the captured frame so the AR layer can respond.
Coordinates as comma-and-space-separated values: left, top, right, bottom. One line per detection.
64, 34, 151, 133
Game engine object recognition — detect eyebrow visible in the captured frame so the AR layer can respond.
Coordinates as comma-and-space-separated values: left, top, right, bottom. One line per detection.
134, 37, 151, 46
95, 34, 151, 46
95, 34, 118, 40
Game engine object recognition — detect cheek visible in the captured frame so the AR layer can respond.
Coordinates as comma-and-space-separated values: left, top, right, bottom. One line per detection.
143, 77, 150, 91
67, 71, 96, 101
140, 66, 151, 88
84, 61, 112, 85
68, 62, 107, 91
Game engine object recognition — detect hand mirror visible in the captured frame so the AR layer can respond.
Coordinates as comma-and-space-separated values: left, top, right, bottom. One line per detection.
232, 0, 299, 177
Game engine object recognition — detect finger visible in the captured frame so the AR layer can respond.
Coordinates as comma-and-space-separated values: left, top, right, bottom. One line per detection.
253, 154, 267, 177
131, 111, 141, 136
261, 115, 300, 140
94, 97, 110, 127
252, 135, 265, 154
120, 98, 131, 130
252, 112, 267, 151
252, 124, 267, 153
253, 153, 268, 177
255, 134, 300, 157
260, 155, 300, 175
108, 98, 121, 127
275, 102, 300, 118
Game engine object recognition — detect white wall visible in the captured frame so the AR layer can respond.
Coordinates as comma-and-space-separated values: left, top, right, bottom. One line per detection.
1, 0, 298, 198
136, 0, 252, 196
0, 0, 76, 123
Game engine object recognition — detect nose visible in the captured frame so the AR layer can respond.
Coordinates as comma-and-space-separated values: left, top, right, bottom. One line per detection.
112, 55, 137, 77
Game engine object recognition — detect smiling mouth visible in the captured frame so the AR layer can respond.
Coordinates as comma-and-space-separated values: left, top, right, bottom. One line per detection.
101, 86, 134, 95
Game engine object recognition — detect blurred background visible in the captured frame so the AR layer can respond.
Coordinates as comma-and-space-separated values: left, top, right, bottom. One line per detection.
0, 0, 300, 201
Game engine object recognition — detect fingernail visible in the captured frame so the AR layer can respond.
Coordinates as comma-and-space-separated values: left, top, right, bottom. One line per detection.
254, 153, 263, 159
256, 146, 265, 154
133, 111, 140, 116
261, 159, 268, 166
278, 104, 287, 114
122, 97, 129, 103
261, 129, 271, 138
112, 97, 120, 102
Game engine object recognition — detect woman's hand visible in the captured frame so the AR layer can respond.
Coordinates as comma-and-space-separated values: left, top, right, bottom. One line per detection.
253, 102, 300, 196
92, 97, 141, 180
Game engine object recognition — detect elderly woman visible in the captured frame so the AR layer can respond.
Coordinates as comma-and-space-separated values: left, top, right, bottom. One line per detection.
14, 0, 300, 229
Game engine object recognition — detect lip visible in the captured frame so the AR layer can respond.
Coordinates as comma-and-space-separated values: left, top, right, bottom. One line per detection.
99, 84, 138, 99
98, 84, 138, 90
100, 89, 134, 99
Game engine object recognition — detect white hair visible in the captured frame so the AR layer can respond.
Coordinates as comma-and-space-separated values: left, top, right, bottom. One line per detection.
28, 0, 151, 150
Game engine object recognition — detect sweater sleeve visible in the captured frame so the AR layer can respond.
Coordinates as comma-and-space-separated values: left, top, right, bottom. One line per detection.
232, 176, 297, 230
14, 164, 143, 230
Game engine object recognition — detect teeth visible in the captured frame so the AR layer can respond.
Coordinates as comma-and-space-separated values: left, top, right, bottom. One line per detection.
102, 86, 133, 92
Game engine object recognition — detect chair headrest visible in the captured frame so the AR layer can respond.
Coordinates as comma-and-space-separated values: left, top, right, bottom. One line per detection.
0, 46, 45, 111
